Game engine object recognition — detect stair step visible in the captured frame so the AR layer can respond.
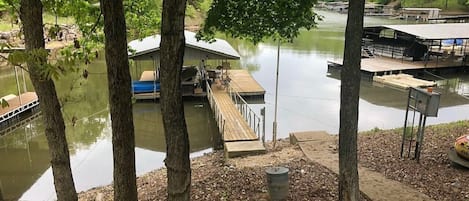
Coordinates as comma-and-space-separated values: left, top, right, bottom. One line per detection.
224, 140, 266, 158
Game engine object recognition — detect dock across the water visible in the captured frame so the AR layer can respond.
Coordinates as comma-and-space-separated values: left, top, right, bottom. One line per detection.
0, 92, 39, 130
373, 74, 436, 89
328, 57, 466, 75
327, 56, 463, 89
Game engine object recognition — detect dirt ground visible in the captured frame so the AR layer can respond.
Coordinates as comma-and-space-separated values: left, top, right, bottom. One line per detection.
358, 121, 469, 201
293, 131, 432, 201
79, 121, 469, 201
79, 139, 370, 201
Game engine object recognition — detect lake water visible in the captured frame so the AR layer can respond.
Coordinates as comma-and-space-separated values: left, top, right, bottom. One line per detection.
1, 10, 469, 200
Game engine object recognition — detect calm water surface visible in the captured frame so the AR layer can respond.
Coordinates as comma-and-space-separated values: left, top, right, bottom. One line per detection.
1, 11, 469, 200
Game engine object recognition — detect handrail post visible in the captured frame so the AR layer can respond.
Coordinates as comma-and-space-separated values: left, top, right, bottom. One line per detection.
261, 107, 265, 145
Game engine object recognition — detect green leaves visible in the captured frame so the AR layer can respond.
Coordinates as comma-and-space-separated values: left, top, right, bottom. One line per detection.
124, 0, 161, 39
7, 47, 89, 80
1, 98, 9, 108
198, 0, 322, 44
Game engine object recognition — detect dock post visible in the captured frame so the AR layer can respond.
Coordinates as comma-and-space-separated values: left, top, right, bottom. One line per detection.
21, 68, 27, 92
273, 41, 281, 148
261, 107, 266, 146
14, 66, 23, 105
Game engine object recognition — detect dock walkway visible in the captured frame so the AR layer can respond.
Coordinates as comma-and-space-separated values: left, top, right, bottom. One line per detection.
207, 70, 266, 158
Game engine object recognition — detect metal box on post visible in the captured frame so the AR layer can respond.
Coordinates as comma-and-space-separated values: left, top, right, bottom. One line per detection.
401, 87, 441, 162
409, 87, 440, 117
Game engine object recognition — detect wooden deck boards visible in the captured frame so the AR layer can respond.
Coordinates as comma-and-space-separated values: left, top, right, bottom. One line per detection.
373, 74, 436, 89
0, 92, 38, 116
212, 85, 258, 141
329, 57, 466, 73
227, 70, 265, 95
224, 141, 266, 158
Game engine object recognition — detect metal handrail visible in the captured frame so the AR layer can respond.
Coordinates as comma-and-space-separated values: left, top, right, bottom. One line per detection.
206, 80, 226, 138
227, 85, 262, 139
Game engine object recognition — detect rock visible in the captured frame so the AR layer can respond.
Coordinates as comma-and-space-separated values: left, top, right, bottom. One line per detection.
95, 192, 103, 201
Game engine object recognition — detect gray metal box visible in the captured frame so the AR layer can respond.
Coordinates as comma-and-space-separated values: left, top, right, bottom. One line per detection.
410, 87, 440, 117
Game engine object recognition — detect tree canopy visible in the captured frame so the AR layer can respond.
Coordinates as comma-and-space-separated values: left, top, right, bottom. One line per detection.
197, 0, 322, 43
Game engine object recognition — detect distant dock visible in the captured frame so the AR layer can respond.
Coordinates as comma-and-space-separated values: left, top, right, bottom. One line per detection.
329, 23, 469, 89
373, 74, 436, 89
0, 92, 40, 132
328, 56, 466, 75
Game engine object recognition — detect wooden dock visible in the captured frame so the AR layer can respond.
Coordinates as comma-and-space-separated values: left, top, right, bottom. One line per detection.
0, 92, 39, 125
328, 57, 467, 74
226, 70, 265, 96
373, 74, 436, 89
206, 76, 266, 158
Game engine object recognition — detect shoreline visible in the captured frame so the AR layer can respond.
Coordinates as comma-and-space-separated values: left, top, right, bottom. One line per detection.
78, 120, 469, 200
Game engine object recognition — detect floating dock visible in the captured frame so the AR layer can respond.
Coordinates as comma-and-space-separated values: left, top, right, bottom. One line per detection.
0, 92, 39, 128
226, 70, 265, 97
206, 70, 266, 158
373, 74, 436, 89
328, 57, 466, 75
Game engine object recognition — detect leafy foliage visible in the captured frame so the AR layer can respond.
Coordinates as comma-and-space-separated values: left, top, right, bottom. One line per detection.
124, 0, 161, 39
42, 0, 68, 25
197, 0, 322, 44
402, 0, 469, 10
457, 0, 469, 7
1, 98, 9, 108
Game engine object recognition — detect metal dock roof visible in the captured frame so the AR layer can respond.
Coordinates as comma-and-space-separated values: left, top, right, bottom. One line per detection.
366, 23, 469, 40
128, 31, 240, 60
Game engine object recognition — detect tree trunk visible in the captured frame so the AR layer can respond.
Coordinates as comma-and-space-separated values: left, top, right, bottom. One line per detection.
160, 0, 191, 200
19, 0, 77, 200
0, 185, 4, 201
100, 1, 138, 201
339, 0, 365, 201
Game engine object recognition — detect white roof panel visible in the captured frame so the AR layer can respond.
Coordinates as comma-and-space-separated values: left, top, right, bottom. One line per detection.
403, 8, 441, 11
373, 23, 469, 40
128, 31, 240, 60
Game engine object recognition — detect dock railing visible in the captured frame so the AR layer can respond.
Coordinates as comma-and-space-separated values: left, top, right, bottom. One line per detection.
206, 80, 226, 139
227, 85, 265, 141
372, 44, 406, 59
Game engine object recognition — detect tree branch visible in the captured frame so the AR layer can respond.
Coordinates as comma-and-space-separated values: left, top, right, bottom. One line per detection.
0, 53, 29, 73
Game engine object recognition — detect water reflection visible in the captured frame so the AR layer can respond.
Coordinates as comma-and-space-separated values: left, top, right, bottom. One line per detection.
134, 101, 217, 153
0, 125, 49, 201
1, 59, 217, 200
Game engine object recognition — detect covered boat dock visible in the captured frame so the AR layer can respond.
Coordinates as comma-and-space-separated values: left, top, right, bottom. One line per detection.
128, 31, 266, 157
128, 30, 246, 99
328, 23, 469, 89
329, 23, 469, 75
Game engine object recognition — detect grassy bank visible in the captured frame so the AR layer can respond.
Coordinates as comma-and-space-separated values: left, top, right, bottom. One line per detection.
400, 0, 469, 12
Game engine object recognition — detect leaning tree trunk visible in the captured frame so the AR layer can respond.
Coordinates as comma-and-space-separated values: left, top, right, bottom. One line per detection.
19, 0, 77, 200
339, 0, 365, 201
100, 0, 138, 200
160, 0, 191, 200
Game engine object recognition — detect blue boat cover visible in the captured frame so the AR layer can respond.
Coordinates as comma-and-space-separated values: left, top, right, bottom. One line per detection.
132, 81, 160, 93
442, 39, 463, 46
